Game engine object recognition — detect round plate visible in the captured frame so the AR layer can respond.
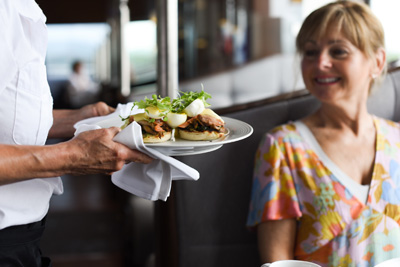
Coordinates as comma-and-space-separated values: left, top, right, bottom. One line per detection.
152, 144, 223, 156
75, 115, 253, 156
145, 117, 253, 156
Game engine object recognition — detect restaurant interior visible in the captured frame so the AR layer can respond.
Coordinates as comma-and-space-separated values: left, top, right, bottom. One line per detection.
34, 0, 400, 266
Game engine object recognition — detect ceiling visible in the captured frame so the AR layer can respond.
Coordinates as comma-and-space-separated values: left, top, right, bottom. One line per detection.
36, 0, 154, 24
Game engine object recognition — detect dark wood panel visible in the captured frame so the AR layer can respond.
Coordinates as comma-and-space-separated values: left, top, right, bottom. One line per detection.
36, 0, 111, 23
36, 0, 154, 24
129, 0, 155, 21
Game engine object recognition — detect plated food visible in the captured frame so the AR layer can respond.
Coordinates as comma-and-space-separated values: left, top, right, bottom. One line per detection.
121, 89, 226, 143
177, 108, 225, 141
121, 95, 173, 143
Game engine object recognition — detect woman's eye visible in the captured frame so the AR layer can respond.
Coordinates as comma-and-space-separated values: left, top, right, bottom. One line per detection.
331, 49, 348, 57
304, 49, 319, 58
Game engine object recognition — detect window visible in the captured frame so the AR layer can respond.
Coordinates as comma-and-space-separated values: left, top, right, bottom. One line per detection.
125, 20, 157, 86
370, 0, 400, 64
46, 23, 110, 80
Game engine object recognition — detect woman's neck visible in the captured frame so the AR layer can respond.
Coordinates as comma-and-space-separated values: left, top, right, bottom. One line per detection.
304, 104, 374, 136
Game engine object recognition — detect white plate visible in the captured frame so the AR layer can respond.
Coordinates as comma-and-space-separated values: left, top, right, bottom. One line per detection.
145, 117, 253, 156
153, 144, 223, 156
76, 115, 253, 156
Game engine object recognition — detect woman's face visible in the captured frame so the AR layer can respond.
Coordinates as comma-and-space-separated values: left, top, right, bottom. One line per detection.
300, 29, 374, 104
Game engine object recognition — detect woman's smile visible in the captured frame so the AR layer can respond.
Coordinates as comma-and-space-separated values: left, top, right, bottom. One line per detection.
314, 76, 341, 85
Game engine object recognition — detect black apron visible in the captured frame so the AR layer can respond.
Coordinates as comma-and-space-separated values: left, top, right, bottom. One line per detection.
0, 217, 51, 267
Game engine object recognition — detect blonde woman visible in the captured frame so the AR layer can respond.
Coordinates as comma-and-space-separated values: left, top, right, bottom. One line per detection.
247, 1, 396, 266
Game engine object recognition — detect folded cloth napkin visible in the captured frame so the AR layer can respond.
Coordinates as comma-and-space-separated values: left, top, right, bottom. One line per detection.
74, 103, 200, 201
74, 102, 136, 129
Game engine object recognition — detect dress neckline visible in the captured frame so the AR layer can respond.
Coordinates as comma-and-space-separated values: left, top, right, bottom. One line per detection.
293, 120, 376, 205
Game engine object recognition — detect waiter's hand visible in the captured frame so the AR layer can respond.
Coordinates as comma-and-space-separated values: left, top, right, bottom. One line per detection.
50, 102, 116, 139
64, 127, 153, 175
78, 101, 115, 121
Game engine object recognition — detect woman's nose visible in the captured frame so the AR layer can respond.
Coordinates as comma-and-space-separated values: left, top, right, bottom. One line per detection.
317, 51, 332, 69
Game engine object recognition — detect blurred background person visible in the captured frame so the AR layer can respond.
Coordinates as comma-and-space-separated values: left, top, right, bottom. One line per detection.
67, 60, 101, 108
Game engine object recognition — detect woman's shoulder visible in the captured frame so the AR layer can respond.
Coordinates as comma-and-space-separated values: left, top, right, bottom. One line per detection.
375, 116, 400, 131
268, 120, 301, 136
374, 116, 400, 141
260, 120, 303, 145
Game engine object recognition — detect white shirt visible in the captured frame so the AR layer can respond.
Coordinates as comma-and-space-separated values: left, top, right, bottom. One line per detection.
0, 0, 63, 229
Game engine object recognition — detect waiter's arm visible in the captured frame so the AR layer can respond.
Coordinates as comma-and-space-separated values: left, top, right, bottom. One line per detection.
0, 127, 152, 185
48, 102, 115, 139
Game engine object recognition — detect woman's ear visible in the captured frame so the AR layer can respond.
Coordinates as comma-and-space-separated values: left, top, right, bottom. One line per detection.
373, 47, 386, 76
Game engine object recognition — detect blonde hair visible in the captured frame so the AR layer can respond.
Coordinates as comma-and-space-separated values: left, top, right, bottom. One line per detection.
296, 1, 387, 90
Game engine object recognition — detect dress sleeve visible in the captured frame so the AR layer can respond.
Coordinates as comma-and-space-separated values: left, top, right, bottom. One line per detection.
246, 132, 302, 227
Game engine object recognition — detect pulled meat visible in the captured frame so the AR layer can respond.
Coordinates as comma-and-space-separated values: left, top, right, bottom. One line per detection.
137, 119, 171, 138
178, 114, 225, 133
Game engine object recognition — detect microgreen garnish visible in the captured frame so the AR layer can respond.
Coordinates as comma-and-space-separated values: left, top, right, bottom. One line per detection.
121, 86, 212, 123
172, 86, 211, 113
134, 94, 172, 110
132, 94, 172, 122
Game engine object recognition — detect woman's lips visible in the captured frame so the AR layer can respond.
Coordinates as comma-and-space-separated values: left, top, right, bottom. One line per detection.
314, 77, 341, 84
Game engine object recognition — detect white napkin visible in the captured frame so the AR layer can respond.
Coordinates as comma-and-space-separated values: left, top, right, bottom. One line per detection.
74, 102, 136, 128
74, 103, 200, 201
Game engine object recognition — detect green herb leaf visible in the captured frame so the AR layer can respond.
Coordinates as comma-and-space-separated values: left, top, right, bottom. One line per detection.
133, 95, 171, 110
171, 86, 211, 113
132, 94, 172, 121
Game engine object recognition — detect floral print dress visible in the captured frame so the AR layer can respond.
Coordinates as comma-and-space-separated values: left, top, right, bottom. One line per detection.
247, 117, 400, 267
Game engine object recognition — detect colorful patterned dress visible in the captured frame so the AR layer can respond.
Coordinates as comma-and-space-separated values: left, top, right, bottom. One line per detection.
247, 117, 400, 267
